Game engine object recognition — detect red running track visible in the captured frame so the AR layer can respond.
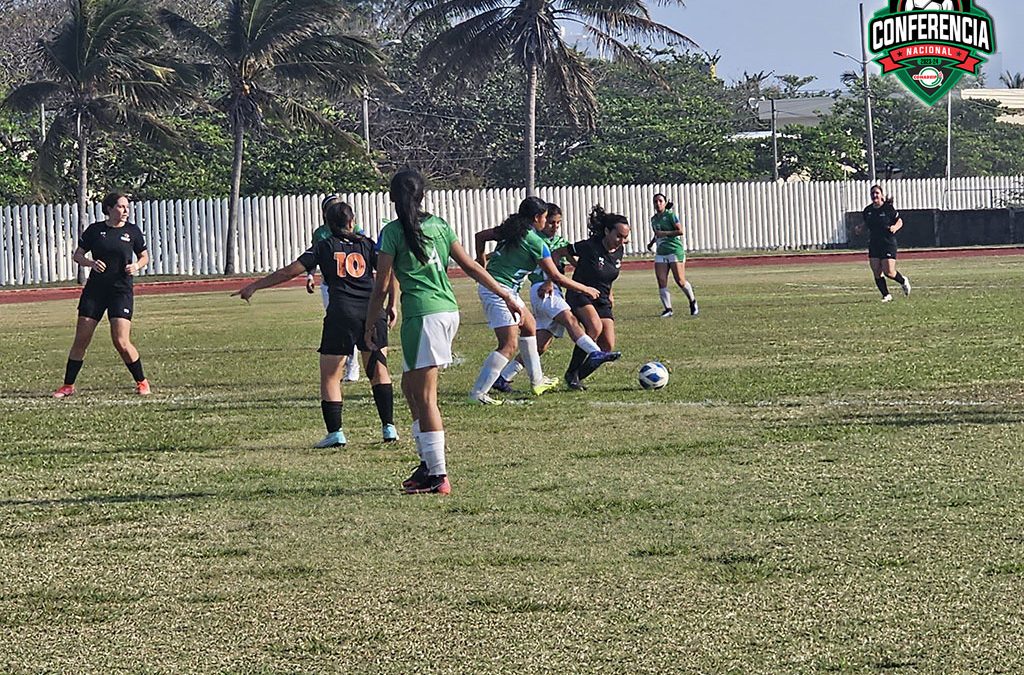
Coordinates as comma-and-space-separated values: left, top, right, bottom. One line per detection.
2, 246, 1022, 305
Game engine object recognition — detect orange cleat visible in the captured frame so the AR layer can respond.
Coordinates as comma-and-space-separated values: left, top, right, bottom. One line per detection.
135, 379, 151, 396
404, 474, 450, 495
52, 384, 75, 399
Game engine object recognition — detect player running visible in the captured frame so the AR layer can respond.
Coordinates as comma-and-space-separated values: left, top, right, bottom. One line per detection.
234, 200, 400, 448
53, 192, 151, 398
492, 203, 620, 392
855, 184, 911, 303
646, 193, 698, 317
469, 197, 605, 404
363, 169, 520, 495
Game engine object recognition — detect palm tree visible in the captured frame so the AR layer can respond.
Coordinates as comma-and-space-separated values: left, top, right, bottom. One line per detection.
406, 0, 695, 194
999, 71, 1024, 89
3, 0, 187, 281
158, 0, 387, 274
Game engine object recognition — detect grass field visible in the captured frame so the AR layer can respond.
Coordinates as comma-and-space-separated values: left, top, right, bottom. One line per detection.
3, 257, 1024, 673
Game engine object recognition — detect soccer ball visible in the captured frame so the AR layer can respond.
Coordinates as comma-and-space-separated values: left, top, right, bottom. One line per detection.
638, 362, 669, 390
908, 0, 954, 10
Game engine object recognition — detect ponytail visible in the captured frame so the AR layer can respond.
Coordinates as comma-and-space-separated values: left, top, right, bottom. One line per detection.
495, 196, 547, 250
324, 201, 366, 243
390, 169, 429, 265
588, 204, 628, 239
653, 192, 673, 214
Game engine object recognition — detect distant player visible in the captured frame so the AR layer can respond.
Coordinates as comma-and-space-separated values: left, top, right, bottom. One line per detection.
234, 201, 400, 447
470, 197, 604, 403
564, 206, 631, 390
53, 192, 151, 398
306, 194, 361, 383
646, 193, 697, 317
492, 203, 620, 392
855, 185, 911, 303
363, 169, 520, 495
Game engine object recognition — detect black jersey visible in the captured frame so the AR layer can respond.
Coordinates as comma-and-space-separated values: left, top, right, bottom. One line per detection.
569, 237, 623, 298
862, 202, 900, 248
298, 234, 377, 316
79, 222, 147, 291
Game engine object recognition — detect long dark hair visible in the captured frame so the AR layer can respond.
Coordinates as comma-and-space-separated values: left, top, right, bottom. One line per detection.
101, 192, 129, 215
546, 203, 562, 220
653, 192, 674, 213
588, 205, 628, 239
495, 196, 547, 251
390, 169, 429, 264
324, 201, 367, 243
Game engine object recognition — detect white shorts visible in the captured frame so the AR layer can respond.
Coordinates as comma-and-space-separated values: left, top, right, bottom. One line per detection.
529, 282, 570, 338
654, 253, 686, 264
478, 284, 526, 329
400, 311, 460, 372
319, 277, 330, 309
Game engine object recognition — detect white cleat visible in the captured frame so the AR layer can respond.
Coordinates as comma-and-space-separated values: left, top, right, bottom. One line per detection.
881, 294, 893, 303
469, 393, 503, 405
901, 277, 911, 297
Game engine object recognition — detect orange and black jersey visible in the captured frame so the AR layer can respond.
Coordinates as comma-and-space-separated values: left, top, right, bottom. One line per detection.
299, 234, 377, 316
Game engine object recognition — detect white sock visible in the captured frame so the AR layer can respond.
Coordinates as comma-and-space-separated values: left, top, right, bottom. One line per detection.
471, 351, 509, 398
519, 336, 544, 386
412, 419, 422, 460
420, 430, 446, 476
682, 281, 695, 302
345, 348, 359, 376
500, 359, 524, 382
575, 334, 600, 354
659, 287, 671, 310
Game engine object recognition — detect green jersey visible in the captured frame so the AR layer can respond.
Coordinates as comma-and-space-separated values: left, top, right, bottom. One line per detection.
486, 228, 551, 292
652, 210, 685, 257
528, 232, 570, 285
377, 215, 459, 318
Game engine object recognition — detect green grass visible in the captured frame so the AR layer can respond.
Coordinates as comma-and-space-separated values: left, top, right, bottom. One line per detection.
3, 257, 1024, 673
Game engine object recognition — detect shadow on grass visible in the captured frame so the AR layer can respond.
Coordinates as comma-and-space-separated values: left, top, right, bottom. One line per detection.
0, 490, 217, 508
844, 409, 1024, 427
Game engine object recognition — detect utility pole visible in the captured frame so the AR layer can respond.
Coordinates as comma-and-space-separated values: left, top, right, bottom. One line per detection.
362, 91, 370, 152
946, 92, 953, 181
770, 98, 779, 182
860, 2, 877, 182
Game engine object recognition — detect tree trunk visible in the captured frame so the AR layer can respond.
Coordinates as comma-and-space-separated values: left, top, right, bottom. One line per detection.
225, 121, 244, 275
76, 110, 88, 285
524, 62, 537, 196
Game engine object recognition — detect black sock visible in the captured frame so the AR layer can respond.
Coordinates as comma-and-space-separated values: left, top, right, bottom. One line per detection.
371, 383, 394, 426
892, 272, 906, 284
321, 400, 343, 433
64, 359, 84, 386
875, 277, 889, 296
126, 359, 145, 383
566, 346, 588, 378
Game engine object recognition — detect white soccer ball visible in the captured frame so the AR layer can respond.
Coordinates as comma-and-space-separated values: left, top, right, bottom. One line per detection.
638, 362, 669, 390
909, 0, 954, 10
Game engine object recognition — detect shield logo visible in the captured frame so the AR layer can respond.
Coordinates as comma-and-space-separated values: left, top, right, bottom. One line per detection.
869, 0, 995, 106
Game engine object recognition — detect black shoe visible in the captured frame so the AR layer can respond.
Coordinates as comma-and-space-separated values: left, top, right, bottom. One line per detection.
577, 350, 621, 381
402, 462, 428, 489
689, 300, 699, 316
565, 372, 586, 391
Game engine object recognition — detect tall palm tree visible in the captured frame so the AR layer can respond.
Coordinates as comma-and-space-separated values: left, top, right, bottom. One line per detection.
158, 0, 387, 274
3, 0, 187, 281
999, 71, 1024, 89
407, 0, 695, 194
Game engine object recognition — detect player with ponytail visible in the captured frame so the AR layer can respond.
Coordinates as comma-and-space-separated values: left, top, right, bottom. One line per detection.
646, 193, 698, 317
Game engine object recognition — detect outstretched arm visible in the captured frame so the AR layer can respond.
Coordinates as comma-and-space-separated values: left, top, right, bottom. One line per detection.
233, 260, 308, 302
538, 258, 598, 299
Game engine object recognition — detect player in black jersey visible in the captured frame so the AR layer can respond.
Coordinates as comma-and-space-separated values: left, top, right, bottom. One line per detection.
234, 201, 399, 448
855, 185, 911, 303
563, 205, 631, 390
53, 192, 151, 398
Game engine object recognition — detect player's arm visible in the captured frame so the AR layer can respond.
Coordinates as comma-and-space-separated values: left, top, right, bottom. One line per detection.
305, 269, 316, 293
385, 270, 399, 327
128, 249, 149, 275
889, 214, 903, 234
364, 253, 393, 350
656, 214, 683, 239
539, 257, 598, 299
72, 246, 105, 272
233, 260, 307, 302
474, 227, 498, 267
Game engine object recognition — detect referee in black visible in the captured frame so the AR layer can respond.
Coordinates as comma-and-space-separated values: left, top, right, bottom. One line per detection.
53, 192, 151, 398
857, 184, 911, 303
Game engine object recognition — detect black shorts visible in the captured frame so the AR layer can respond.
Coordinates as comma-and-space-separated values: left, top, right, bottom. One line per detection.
868, 242, 898, 260
566, 291, 614, 321
318, 310, 388, 356
78, 285, 134, 321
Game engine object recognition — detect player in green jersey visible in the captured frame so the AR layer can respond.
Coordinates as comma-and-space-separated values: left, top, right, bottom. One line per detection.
646, 193, 698, 317
470, 197, 601, 404
492, 203, 620, 392
364, 169, 520, 495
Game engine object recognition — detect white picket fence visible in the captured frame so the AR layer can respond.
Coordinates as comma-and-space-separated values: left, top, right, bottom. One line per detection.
1, 176, 1021, 286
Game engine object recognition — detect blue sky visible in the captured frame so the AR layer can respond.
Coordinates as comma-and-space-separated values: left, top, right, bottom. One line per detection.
646, 0, 1022, 90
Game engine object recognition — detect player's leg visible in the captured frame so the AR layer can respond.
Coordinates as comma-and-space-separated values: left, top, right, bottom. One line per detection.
870, 257, 891, 301
109, 314, 149, 394
55, 315, 100, 397
565, 304, 603, 390
671, 261, 698, 315
882, 257, 910, 297
577, 315, 619, 382
361, 315, 397, 441
655, 261, 672, 317
470, 324, 518, 403
403, 365, 450, 494
316, 353, 347, 447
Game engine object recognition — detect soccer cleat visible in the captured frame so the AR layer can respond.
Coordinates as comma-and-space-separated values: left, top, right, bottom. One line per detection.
531, 376, 559, 396
382, 423, 399, 442
660, 308, 674, 318
469, 393, 503, 405
881, 294, 893, 303
575, 350, 622, 382
314, 430, 347, 448
900, 276, 911, 297
135, 379, 151, 396
402, 462, 428, 489
491, 376, 514, 394
404, 474, 451, 495
690, 300, 699, 316
565, 372, 587, 391
52, 384, 76, 399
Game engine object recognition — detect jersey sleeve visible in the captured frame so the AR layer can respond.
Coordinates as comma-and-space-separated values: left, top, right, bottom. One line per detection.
888, 204, 900, 221
77, 223, 97, 252
297, 245, 318, 273
378, 223, 399, 257
132, 225, 147, 255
